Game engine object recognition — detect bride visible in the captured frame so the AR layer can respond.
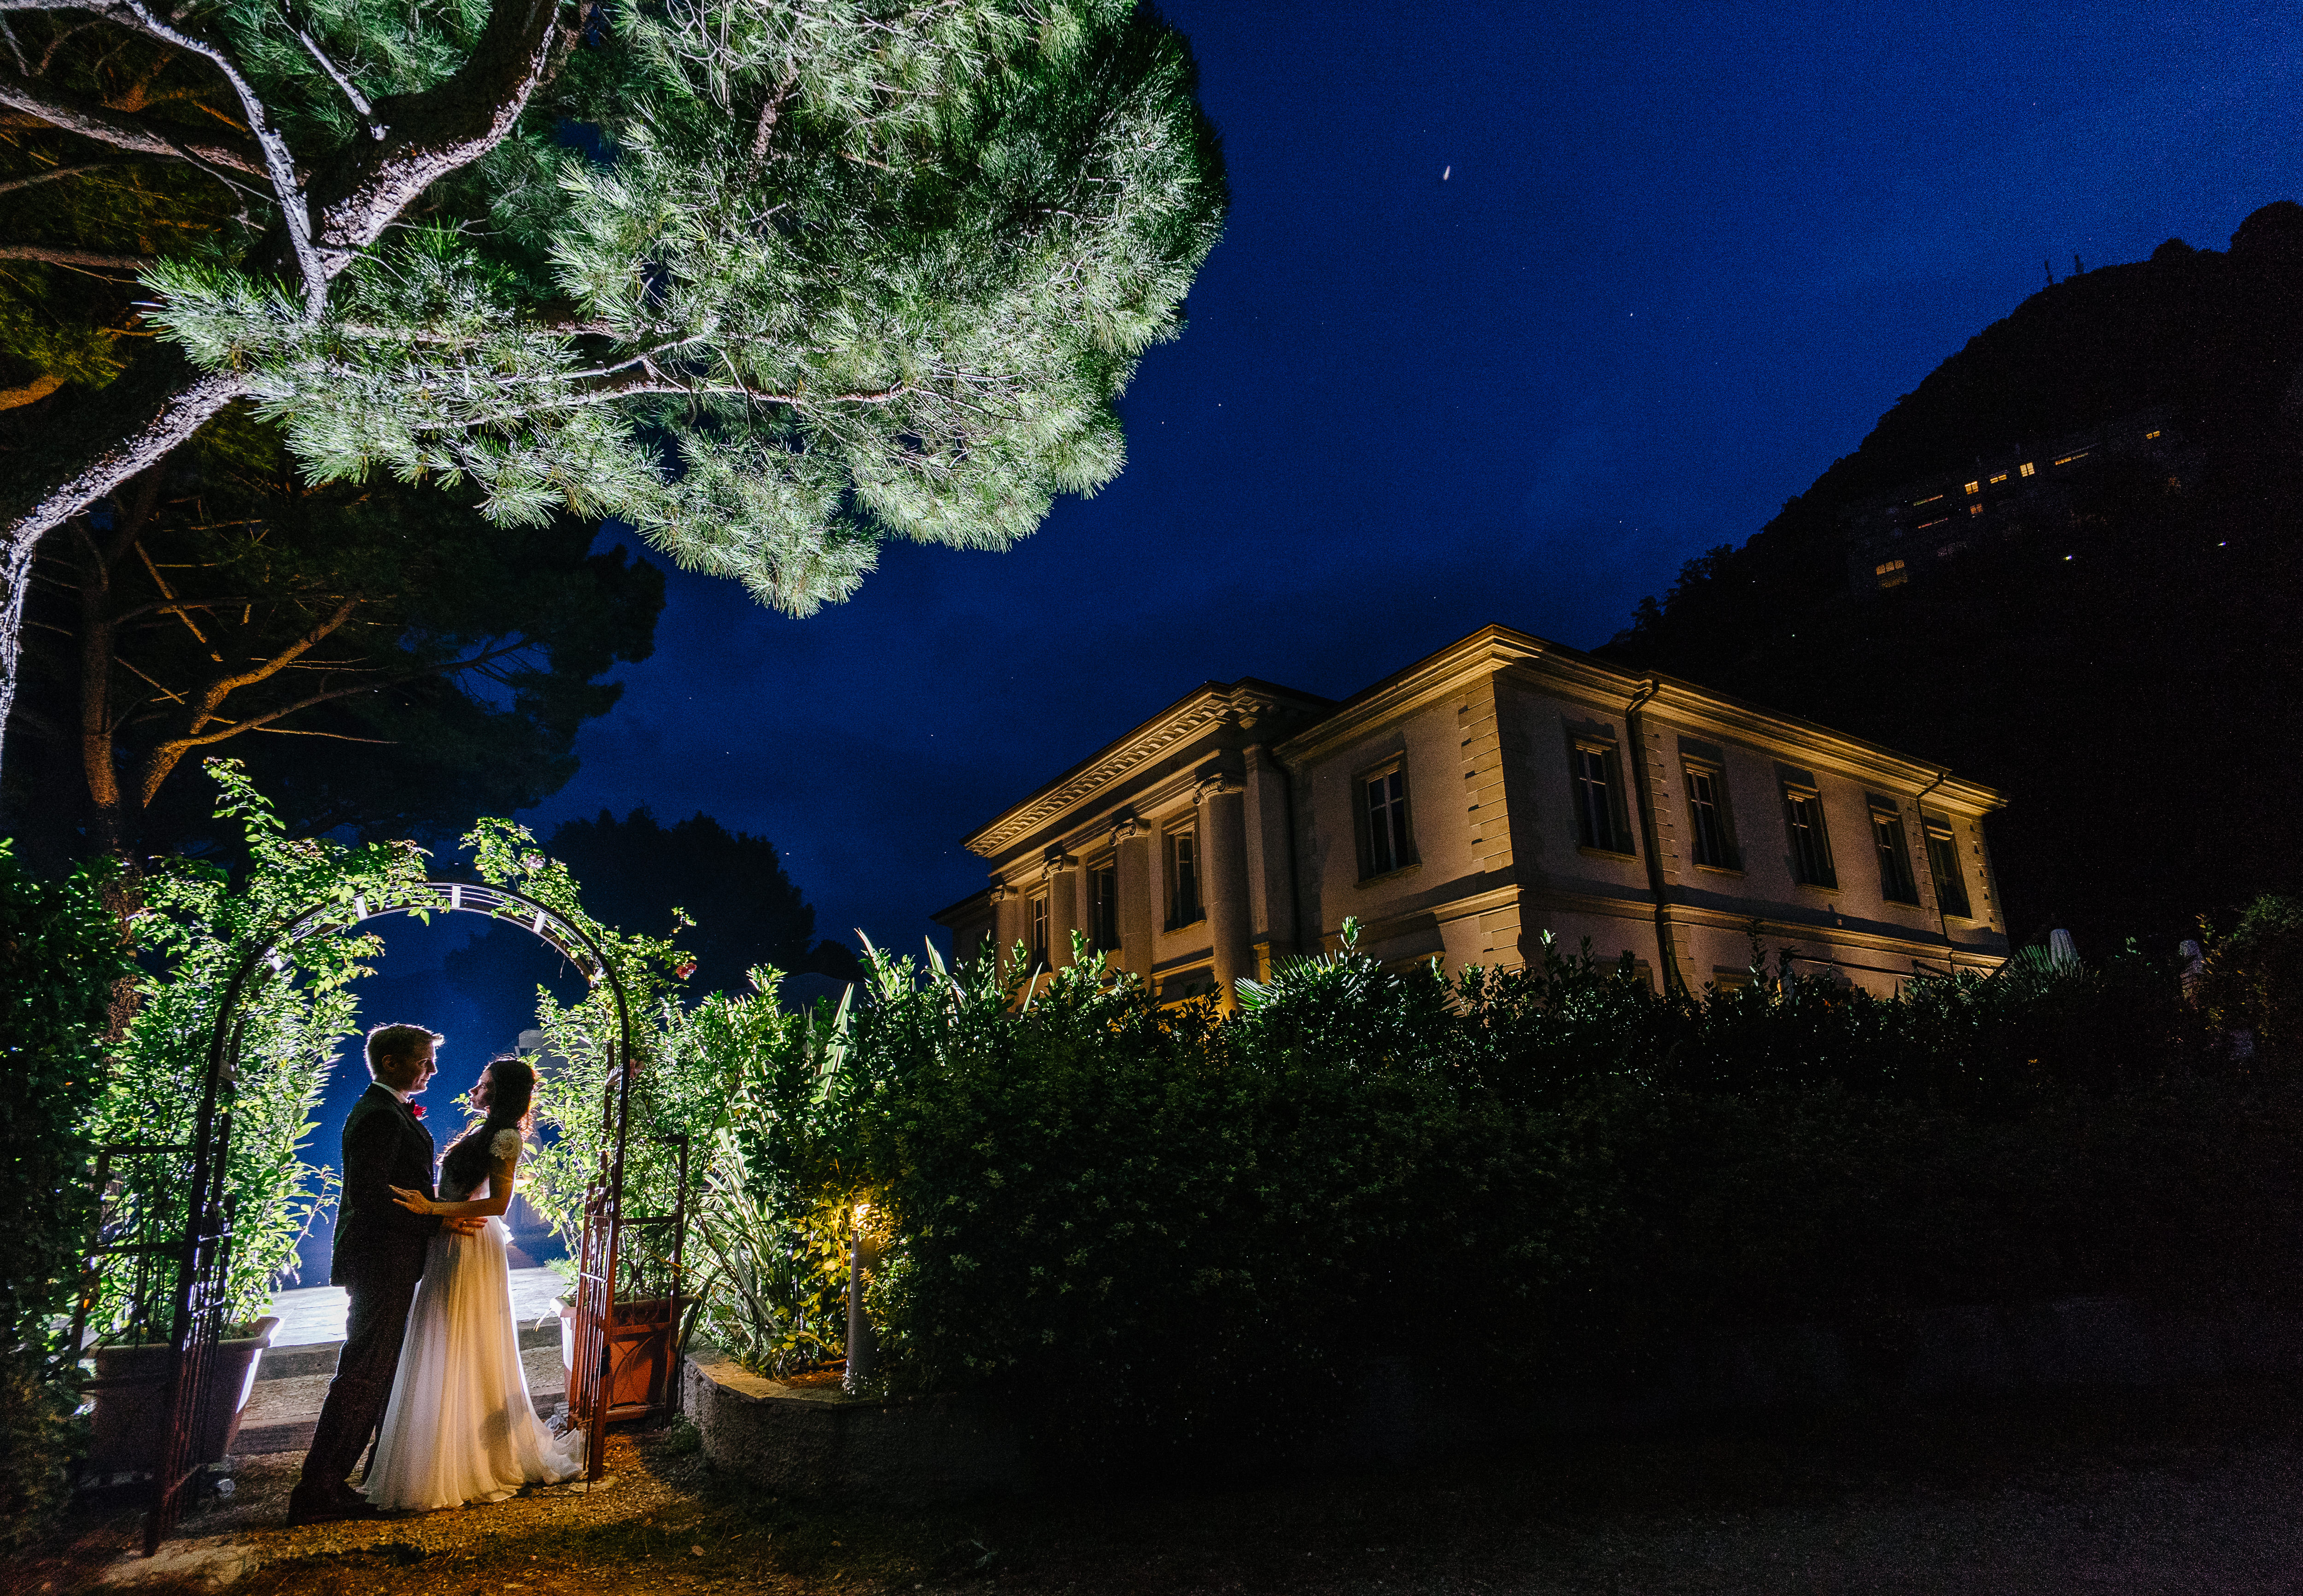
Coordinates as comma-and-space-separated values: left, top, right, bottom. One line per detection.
370, 1052, 585, 1509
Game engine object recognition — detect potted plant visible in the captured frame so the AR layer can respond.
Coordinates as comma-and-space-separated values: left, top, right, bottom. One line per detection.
79, 762, 426, 1474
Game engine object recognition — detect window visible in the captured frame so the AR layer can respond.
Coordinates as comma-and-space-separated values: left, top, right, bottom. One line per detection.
1923, 816, 1971, 918
2019, 461, 2036, 477
1917, 517, 1949, 531
1870, 799, 1919, 905
1911, 493, 1943, 507
1165, 827, 1202, 930
1782, 778, 1835, 888
1090, 862, 1119, 952
1875, 558, 1908, 590
1028, 893, 1049, 964
1964, 480, 1981, 495
1989, 472, 2009, 484
2054, 451, 2089, 466
1968, 503, 1984, 516
2145, 429, 2162, 440
1570, 738, 1635, 855
1683, 762, 1738, 870
1362, 764, 1414, 877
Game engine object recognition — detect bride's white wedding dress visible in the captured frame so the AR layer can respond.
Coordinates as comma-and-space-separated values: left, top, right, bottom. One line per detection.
362, 1129, 585, 1509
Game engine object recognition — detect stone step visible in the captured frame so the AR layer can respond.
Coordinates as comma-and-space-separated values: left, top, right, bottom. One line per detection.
257, 1323, 561, 1381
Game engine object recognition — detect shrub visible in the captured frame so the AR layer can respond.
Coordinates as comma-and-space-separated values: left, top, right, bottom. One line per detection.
0, 841, 132, 1546
88, 762, 427, 1334
2198, 894, 2303, 1049
690, 923, 2263, 1463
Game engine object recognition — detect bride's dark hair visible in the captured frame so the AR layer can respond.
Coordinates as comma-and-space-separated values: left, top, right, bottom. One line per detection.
438, 1053, 536, 1192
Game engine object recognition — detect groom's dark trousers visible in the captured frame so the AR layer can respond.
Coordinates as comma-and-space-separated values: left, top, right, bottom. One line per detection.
298, 1084, 438, 1498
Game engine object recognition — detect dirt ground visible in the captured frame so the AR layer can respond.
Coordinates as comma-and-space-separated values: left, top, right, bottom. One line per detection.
29, 1374, 2303, 1595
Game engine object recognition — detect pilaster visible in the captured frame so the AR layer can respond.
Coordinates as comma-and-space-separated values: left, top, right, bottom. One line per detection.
1198, 771, 1252, 1009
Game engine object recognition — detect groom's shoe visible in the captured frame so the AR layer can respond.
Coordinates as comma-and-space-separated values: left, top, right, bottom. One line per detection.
286, 1482, 380, 1526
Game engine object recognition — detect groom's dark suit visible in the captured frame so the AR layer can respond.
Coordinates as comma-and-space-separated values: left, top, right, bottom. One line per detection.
296, 1082, 439, 1503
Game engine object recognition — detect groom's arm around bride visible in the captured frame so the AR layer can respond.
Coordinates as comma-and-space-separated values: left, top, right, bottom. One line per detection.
288, 1023, 472, 1525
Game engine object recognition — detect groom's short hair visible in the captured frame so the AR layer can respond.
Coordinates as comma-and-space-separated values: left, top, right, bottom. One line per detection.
366, 1023, 443, 1078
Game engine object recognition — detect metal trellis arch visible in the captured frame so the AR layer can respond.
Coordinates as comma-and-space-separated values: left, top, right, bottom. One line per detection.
117, 877, 675, 1550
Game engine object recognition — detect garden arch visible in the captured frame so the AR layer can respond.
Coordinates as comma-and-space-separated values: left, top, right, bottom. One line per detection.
134, 879, 669, 1547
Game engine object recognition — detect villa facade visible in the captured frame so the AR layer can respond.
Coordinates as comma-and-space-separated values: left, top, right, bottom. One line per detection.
931, 625, 2009, 1004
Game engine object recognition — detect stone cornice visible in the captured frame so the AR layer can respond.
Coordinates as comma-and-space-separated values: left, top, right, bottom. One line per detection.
1272, 626, 1551, 767
1271, 623, 2005, 815
964, 678, 1329, 857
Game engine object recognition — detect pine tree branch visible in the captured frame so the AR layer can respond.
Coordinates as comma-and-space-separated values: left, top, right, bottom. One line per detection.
303, 0, 574, 270
135, 633, 531, 802
0, 371, 65, 409
0, 348, 249, 551
0, 244, 153, 271
277, 0, 378, 131
0, 155, 138, 194
0, 63, 265, 173
95, 0, 327, 311
193, 590, 358, 701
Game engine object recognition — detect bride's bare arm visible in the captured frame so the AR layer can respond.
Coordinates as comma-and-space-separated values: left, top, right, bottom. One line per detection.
389, 1147, 521, 1219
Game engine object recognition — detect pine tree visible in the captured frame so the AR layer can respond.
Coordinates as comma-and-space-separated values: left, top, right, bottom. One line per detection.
6, 412, 664, 860
0, 0, 1226, 772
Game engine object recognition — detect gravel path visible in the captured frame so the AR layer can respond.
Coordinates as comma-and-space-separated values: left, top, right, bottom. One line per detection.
32, 1375, 2303, 1594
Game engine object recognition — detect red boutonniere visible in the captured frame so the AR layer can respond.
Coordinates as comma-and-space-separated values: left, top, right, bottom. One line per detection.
408, 1103, 426, 1120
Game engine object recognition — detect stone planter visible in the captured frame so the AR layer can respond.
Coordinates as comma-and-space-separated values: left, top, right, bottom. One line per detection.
562, 1297, 696, 1422
684, 1353, 1025, 1504
84, 1315, 281, 1474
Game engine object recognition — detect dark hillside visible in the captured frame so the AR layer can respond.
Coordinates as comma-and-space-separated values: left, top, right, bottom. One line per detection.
1606, 202, 2303, 953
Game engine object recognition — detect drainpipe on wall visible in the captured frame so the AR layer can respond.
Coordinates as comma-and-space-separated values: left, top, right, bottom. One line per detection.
1624, 678, 1687, 998
1914, 769, 1953, 959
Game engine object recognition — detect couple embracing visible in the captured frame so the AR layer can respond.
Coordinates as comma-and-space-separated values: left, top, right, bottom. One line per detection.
286, 1024, 584, 1525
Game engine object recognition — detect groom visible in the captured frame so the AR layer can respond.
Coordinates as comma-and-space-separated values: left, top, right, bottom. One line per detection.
287, 1023, 480, 1525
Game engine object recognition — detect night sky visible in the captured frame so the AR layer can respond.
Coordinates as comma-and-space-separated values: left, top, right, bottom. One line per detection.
330, 2, 2303, 1265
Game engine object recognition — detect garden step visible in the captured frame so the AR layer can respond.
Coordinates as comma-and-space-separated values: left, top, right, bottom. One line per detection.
256, 1323, 559, 1382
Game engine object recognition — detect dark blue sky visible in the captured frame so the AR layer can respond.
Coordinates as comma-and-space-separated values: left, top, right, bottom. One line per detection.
370, 0, 2303, 1034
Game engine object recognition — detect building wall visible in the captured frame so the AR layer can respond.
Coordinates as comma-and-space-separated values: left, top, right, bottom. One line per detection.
935, 631, 2007, 1006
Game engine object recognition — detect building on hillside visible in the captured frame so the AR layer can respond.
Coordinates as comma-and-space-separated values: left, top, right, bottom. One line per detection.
930, 625, 2009, 1005
1843, 407, 2194, 593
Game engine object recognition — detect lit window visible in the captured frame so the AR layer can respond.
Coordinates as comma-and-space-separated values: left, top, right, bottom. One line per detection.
1570, 740, 1635, 855
1989, 473, 2008, 484
1870, 800, 1919, 906
1923, 816, 1970, 918
1917, 517, 1949, 531
1874, 559, 1906, 576
2054, 451, 2088, 466
1964, 481, 1981, 495
1782, 781, 1835, 889
2019, 462, 2036, 477
1683, 763, 1738, 869
1969, 504, 1984, 516
2145, 430, 2162, 439
1028, 893, 1049, 964
1911, 494, 1943, 508
1165, 828, 1201, 930
1362, 765, 1414, 877
1090, 862, 1119, 952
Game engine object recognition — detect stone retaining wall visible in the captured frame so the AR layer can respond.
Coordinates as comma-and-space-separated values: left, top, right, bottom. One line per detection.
682, 1356, 1025, 1504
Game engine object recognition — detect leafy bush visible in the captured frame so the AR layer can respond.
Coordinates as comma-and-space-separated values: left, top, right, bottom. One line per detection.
88, 763, 427, 1333
462, 819, 719, 1298
2197, 894, 2303, 1049
669, 921, 2275, 1466
0, 841, 132, 1546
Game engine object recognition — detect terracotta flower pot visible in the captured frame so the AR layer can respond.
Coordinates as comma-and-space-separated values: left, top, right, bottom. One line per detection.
561, 1297, 695, 1421
84, 1315, 282, 1474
